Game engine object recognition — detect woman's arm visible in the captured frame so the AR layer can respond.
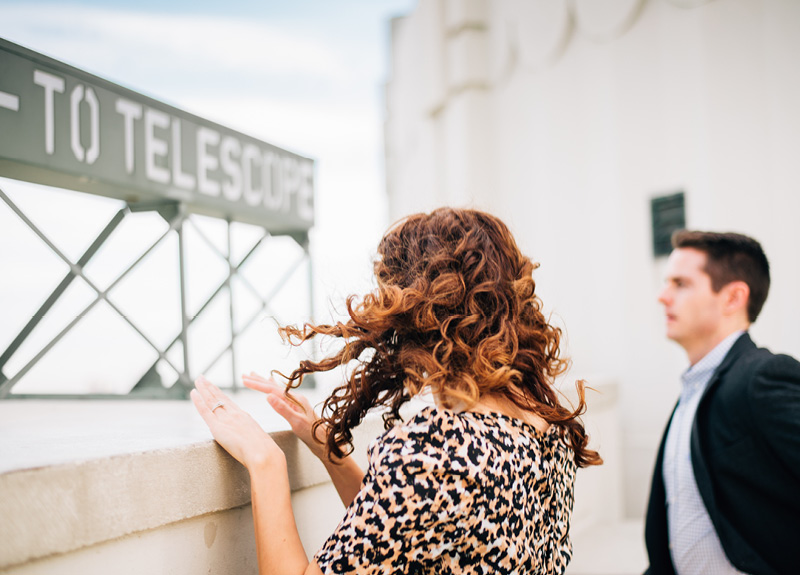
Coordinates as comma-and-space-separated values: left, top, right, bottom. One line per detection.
192, 376, 325, 575
318, 453, 365, 508
249, 459, 326, 575
242, 373, 366, 507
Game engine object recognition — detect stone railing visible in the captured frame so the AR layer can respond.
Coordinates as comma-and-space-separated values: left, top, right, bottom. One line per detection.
0, 380, 642, 574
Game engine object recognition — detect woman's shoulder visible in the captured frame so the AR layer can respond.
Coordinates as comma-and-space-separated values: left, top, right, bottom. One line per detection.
367, 406, 473, 472
374, 405, 455, 450
370, 405, 570, 472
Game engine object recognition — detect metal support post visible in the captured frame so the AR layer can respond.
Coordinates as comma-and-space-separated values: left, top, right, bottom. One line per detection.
176, 207, 191, 390
227, 219, 237, 389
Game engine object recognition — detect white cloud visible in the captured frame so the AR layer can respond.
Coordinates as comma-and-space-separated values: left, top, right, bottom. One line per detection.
181, 95, 377, 154
0, 3, 347, 82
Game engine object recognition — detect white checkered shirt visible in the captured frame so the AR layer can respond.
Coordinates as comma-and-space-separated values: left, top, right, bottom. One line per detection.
663, 331, 749, 575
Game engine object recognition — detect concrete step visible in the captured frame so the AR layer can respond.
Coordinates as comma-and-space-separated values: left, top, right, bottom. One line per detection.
567, 519, 647, 575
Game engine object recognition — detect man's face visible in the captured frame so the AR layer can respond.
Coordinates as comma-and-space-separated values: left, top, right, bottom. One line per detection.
657, 248, 727, 352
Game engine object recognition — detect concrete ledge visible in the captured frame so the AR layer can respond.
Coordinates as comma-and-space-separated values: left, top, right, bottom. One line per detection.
0, 391, 388, 570
1, 442, 251, 567
0, 383, 628, 572
3, 484, 349, 575
568, 519, 647, 575
3, 505, 260, 575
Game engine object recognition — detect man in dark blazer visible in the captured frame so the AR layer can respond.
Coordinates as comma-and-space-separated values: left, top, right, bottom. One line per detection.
645, 231, 800, 575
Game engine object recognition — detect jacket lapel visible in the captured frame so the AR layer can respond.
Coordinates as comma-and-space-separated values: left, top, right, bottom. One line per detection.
645, 402, 680, 574
689, 332, 755, 523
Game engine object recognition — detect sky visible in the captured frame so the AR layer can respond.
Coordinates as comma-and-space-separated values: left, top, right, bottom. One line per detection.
0, 0, 417, 394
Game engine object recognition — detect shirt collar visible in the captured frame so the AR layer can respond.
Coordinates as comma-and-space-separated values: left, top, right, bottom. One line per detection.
681, 330, 745, 388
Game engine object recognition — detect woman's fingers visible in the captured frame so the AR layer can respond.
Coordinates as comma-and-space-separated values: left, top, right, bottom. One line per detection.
247, 372, 271, 384
190, 376, 283, 470
194, 375, 223, 405
259, 387, 325, 454
192, 377, 221, 418
267, 393, 306, 427
194, 376, 241, 418
190, 388, 215, 426
242, 373, 309, 415
242, 373, 297, 404
200, 372, 323, 454
242, 372, 282, 394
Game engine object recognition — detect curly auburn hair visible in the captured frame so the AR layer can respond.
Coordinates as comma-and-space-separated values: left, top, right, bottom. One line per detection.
279, 207, 601, 468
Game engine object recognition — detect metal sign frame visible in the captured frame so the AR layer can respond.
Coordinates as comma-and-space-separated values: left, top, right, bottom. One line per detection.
0, 38, 316, 398
0, 37, 314, 231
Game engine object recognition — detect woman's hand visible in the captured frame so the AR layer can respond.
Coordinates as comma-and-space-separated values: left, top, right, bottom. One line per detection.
243, 373, 365, 507
191, 376, 285, 472
242, 372, 328, 460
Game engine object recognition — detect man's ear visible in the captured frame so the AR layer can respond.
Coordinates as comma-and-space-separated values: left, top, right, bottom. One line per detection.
723, 281, 750, 316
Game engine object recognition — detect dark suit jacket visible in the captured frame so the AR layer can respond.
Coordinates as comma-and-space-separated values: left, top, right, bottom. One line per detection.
644, 333, 800, 575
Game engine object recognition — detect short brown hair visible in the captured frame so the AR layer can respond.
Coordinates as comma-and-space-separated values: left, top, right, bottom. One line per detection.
672, 230, 770, 322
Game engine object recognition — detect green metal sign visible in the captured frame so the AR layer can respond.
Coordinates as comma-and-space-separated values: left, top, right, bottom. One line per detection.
0, 38, 314, 232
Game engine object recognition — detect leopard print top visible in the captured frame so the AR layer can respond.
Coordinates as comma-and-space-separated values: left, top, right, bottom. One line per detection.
315, 405, 577, 574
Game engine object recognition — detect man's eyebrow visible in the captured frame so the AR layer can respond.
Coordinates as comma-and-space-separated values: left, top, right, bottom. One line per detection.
666, 274, 691, 283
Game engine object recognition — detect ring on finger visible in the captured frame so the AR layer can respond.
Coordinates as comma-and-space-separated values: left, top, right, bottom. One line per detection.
211, 401, 225, 413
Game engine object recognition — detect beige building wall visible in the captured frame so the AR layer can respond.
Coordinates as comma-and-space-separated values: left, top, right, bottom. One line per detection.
384, 0, 800, 519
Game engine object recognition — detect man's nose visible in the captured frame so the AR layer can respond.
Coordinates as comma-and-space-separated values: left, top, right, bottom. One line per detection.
657, 286, 671, 305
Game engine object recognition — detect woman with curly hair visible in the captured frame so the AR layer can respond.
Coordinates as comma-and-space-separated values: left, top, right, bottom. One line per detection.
192, 207, 602, 575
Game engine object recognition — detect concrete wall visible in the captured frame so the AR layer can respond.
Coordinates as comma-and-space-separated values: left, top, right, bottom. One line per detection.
3, 486, 342, 575
0, 383, 630, 574
0, 394, 378, 574
384, 0, 800, 519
